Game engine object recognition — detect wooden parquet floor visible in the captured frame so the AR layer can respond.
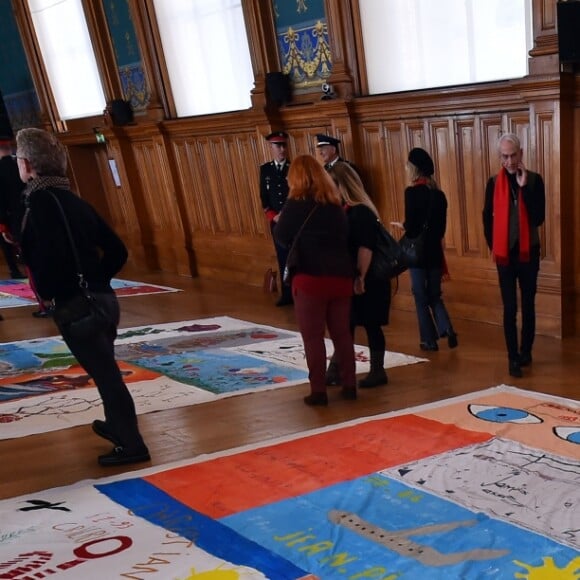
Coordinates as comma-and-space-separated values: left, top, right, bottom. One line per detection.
0, 270, 578, 500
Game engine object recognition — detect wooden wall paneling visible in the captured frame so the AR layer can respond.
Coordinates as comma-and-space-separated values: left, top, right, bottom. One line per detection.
170, 130, 275, 286
529, 0, 559, 74
357, 122, 390, 216
573, 84, 580, 334
102, 133, 150, 270
131, 134, 188, 273
454, 118, 484, 256
430, 120, 460, 254
67, 144, 113, 226
536, 108, 558, 266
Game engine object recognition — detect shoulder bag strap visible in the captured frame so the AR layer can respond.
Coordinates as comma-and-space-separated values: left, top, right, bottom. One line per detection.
286, 204, 318, 258
48, 190, 87, 290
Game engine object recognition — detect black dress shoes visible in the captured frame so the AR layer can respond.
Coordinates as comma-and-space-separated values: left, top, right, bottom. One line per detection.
420, 341, 439, 351
275, 296, 294, 307
509, 360, 523, 378
340, 387, 357, 400
447, 332, 459, 349
519, 352, 532, 367
98, 445, 151, 467
303, 392, 328, 406
32, 307, 54, 318
92, 419, 121, 446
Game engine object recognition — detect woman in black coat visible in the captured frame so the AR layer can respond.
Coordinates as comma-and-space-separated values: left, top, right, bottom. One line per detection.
400, 148, 457, 351
328, 162, 390, 388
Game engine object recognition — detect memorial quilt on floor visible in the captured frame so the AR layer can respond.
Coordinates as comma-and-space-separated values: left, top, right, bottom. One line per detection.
0, 316, 425, 439
0, 278, 180, 309
1, 386, 578, 578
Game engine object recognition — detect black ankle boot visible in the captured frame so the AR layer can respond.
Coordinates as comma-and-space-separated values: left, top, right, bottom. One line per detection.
325, 356, 340, 386
359, 350, 388, 388
303, 392, 328, 406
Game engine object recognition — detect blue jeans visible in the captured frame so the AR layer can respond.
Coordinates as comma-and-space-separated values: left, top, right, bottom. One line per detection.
409, 267, 454, 344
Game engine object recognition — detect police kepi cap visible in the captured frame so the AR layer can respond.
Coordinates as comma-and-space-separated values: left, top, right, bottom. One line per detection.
266, 131, 288, 143
316, 134, 340, 148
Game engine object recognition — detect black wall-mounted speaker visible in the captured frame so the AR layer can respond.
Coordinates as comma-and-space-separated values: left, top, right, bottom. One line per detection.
265, 72, 292, 106
109, 99, 133, 126
557, 1, 580, 63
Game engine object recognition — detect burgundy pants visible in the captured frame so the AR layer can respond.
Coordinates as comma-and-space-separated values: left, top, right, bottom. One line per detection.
293, 288, 355, 393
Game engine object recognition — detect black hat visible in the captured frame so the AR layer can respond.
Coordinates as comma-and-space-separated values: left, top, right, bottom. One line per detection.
316, 134, 340, 148
266, 131, 288, 143
408, 147, 434, 176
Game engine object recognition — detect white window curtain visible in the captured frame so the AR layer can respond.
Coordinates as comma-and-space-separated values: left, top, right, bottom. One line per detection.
152, 0, 254, 117
27, 0, 106, 120
359, 0, 532, 94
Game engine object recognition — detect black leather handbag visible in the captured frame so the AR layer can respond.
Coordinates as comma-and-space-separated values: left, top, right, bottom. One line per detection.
399, 230, 426, 267
368, 220, 407, 279
48, 192, 108, 340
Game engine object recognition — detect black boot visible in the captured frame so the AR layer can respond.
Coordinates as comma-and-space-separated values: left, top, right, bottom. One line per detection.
358, 350, 388, 388
325, 354, 340, 386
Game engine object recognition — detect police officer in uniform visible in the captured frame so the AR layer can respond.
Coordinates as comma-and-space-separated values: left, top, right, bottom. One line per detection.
260, 131, 293, 306
316, 134, 359, 175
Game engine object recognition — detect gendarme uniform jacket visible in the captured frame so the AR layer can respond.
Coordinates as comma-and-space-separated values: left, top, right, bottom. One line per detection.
260, 160, 289, 223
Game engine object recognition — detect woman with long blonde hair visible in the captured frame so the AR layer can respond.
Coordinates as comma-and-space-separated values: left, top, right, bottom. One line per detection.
328, 162, 390, 388
274, 155, 356, 406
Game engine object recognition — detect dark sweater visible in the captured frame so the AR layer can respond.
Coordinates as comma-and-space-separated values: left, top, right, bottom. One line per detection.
0, 155, 25, 239
274, 198, 354, 278
403, 184, 447, 268
482, 170, 545, 251
20, 187, 128, 301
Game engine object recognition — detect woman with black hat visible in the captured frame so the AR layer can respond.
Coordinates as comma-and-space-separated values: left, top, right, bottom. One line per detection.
398, 147, 458, 351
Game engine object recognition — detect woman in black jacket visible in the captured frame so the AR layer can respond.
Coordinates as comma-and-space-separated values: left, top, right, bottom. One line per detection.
400, 148, 457, 351
274, 155, 356, 406
328, 162, 390, 388
16, 128, 149, 467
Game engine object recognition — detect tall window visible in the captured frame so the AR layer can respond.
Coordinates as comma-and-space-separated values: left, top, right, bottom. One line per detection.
152, 0, 254, 117
28, 0, 106, 120
359, 0, 532, 94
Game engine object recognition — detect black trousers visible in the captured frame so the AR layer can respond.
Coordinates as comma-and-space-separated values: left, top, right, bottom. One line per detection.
55, 291, 146, 451
496, 245, 540, 361
0, 236, 22, 277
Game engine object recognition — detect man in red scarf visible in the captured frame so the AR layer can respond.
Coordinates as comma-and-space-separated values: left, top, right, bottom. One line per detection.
483, 133, 545, 378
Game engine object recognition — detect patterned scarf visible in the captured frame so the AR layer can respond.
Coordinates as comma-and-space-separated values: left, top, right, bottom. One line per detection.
21, 175, 71, 232
492, 167, 530, 265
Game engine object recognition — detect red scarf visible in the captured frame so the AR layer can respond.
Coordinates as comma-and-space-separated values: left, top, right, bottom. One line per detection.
492, 168, 530, 265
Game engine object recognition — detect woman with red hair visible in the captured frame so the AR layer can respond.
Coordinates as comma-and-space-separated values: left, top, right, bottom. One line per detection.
274, 155, 356, 406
